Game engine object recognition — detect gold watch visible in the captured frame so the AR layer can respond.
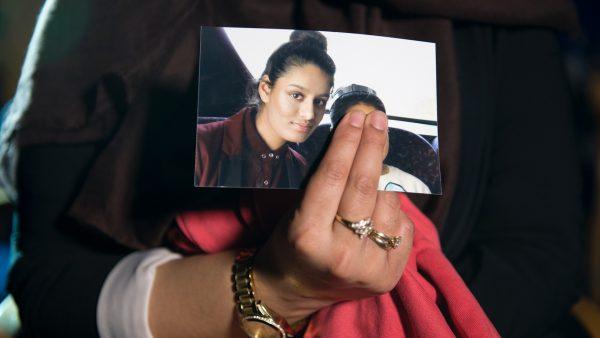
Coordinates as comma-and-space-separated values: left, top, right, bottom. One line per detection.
232, 249, 299, 338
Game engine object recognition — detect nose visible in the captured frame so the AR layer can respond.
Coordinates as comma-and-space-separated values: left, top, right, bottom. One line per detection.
299, 99, 315, 121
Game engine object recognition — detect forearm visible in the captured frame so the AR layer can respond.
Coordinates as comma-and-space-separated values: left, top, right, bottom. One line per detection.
149, 251, 244, 338
149, 247, 333, 338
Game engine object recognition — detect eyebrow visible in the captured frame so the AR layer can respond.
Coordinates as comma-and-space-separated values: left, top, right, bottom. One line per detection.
289, 84, 330, 98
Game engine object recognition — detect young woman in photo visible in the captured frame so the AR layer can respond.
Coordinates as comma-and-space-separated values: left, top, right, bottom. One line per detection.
329, 84, 432, 193
195, 31, 335, 188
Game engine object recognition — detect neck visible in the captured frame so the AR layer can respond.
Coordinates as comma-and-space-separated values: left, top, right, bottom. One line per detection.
256, 107, 286, 151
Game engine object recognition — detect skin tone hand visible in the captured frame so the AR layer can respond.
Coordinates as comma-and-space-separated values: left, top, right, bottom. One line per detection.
148, 109, 413, 338
253, 109, 415, 323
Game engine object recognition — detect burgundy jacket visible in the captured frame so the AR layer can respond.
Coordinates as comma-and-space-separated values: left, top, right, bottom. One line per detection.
195, 106, 307, 188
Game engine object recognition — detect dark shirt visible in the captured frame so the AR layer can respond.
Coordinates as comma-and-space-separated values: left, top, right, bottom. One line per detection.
195, 106, 307, 188
243, 108, 291, 188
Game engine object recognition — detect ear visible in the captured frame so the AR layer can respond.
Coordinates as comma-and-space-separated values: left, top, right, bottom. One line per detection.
258, 75, 272, 104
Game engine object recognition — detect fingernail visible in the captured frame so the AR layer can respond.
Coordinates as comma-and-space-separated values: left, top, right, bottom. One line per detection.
370, 111, 387, 131
348, 110, 366, 128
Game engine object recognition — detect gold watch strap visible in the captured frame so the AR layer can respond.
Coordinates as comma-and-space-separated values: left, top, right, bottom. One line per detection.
233, 249, 259, 317
233, 249, 304, 337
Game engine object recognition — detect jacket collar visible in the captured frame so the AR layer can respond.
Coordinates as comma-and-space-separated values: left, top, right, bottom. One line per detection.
222, 106, 288, 158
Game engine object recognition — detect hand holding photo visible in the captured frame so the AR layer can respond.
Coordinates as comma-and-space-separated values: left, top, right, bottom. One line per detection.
195, 27, 441, 194
328, 84, 431, 193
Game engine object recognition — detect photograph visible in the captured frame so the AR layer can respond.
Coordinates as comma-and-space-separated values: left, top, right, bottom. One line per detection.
195, 26, 441, 193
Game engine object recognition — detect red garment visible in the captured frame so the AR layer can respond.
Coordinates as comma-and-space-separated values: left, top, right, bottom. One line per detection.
174, 193, 500, 337
195, 106, 307, 188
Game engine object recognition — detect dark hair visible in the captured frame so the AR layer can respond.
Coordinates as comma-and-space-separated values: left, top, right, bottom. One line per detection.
329, 84, 386, 128
248, 30, 336, 105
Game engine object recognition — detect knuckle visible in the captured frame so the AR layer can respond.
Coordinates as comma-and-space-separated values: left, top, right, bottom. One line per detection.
371, 277, 397, 294
352, 174, 377, 198
293, 208, 316, 230
393, 259, 410, 282
292, 234, 314, 257
381, 192, 400, 210
328, 250, 354, 281
404, 219, 415, 239
289, 217, 318, 254
399, 220, 415, 247
290, 229, 318, 262
382, 213, 400, 230
322, 160, 348, 187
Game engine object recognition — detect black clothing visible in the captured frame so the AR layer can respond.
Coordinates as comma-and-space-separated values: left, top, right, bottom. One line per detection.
3, 1, 583, 337
446, 27, 583, 337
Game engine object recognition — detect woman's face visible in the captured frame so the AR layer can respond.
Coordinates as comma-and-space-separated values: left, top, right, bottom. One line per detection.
258, 63, 331, 148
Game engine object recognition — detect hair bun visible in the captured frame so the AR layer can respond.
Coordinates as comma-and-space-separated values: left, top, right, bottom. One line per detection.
290, 30, 327, 51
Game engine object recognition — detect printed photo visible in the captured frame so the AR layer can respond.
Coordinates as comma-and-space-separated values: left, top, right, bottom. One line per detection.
195, 26, 441, 194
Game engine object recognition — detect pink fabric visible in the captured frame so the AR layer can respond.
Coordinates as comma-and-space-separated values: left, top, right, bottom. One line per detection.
174, 193, 500, 337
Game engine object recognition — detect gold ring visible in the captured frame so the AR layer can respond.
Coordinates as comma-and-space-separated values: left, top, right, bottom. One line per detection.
368, 229, 401, 250
334, 214, 373, 239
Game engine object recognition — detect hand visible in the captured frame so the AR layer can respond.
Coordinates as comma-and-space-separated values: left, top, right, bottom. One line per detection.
253, 109, 414, 322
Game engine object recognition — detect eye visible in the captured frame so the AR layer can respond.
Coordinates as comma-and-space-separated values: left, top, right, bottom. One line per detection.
314, 98, 327, 107
290, 92, 303, 100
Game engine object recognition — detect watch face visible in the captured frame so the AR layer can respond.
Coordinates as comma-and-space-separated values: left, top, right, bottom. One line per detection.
241, 317, 287, 338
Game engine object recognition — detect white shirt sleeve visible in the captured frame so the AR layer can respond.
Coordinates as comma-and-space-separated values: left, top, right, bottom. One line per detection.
97, 248, 182, 338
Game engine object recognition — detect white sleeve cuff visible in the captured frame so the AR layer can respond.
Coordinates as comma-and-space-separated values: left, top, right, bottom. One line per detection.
97, 248, 182, 338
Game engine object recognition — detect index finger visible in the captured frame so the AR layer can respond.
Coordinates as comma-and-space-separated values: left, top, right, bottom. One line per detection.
296, 110, 366, 227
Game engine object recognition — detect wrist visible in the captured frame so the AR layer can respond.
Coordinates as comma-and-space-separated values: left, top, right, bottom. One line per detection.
252, 248, 331, 324
233, 248, 318, 337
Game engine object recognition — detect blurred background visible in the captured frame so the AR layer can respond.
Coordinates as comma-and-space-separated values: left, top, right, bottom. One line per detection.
0, 0, 599, 337
0, 0, 44, 299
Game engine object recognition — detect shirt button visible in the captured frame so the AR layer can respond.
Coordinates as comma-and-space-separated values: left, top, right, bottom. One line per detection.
268, 153, 274, 158
263, 180, 269, 186
275, 155, 280, 159
260, 154, 267, 159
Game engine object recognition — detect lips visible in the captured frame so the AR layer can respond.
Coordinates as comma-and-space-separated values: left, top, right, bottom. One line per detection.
291, 121, 313, 133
